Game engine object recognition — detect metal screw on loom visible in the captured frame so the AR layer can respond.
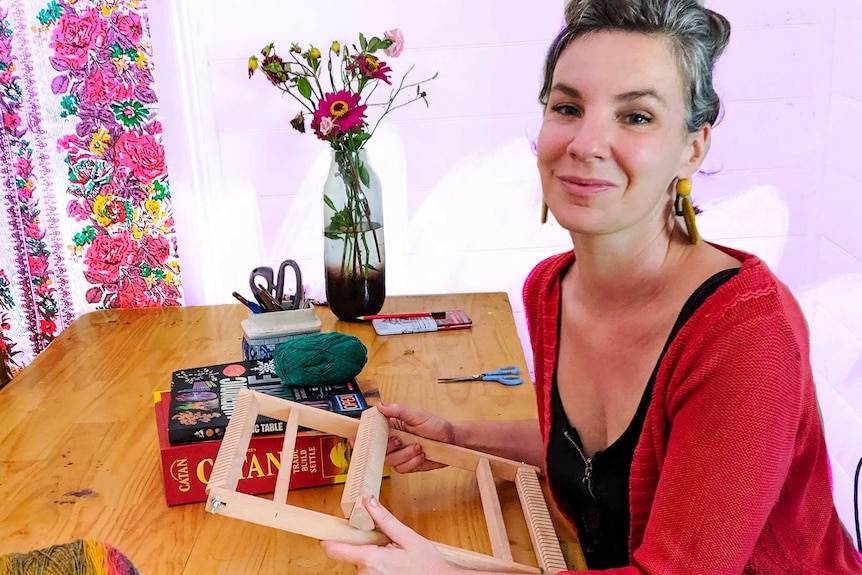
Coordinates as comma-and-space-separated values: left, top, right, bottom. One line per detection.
210, 496, 222, 514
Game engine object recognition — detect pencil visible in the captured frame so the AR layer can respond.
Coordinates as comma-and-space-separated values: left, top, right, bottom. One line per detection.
356, 312, 444, 321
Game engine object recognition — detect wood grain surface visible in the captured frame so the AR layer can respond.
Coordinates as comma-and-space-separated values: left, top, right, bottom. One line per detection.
0, 293, 584, 574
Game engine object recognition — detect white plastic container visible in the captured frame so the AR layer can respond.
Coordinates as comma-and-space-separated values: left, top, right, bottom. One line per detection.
240, 306, 321, 361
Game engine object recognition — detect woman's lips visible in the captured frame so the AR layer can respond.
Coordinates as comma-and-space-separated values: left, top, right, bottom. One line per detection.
557, 175, 616, 196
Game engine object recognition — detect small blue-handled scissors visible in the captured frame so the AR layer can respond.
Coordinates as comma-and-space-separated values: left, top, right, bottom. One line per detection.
438, 366, 522, 386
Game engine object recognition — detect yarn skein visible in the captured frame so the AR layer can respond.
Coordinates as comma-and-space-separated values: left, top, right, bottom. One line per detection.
274, 332, 367, 387
0, 540, 139, 575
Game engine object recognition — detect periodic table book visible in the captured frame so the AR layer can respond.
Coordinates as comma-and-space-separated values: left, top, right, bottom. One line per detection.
167, 358, 367, 445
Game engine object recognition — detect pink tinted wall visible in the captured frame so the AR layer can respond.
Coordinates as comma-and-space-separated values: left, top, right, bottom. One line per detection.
813, 0, 862, 537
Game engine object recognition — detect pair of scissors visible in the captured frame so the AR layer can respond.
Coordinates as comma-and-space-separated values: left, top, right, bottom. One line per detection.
438, 366, 522, 386
249, 260, 304, 311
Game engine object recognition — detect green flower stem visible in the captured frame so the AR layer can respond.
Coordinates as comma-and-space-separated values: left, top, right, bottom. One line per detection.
276, 84, 315, 113
332, 151, 382, 280
287, 53, 324, 102
327, 52, 336, 92
368, 68, 437, 138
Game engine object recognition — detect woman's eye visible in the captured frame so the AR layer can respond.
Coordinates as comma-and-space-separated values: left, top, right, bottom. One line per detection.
552, 104, 580, 117
625, 112, 652, 125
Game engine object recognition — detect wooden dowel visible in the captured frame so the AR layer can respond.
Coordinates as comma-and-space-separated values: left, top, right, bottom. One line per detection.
476, 457, 513, 561
272, 407, 299, 504
252, 391, 361, 439
388, 429, 538, 482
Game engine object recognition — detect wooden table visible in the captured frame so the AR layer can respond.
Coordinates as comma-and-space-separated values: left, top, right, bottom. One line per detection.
0, 293, 583, 574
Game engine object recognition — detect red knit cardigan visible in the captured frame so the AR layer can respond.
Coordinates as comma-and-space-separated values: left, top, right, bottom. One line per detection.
523, 246, 862, 574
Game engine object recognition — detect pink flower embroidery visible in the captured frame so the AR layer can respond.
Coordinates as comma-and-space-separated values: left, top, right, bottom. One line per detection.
116, 13, 143, 45
114, 131, 167, 184
39, 319, 57, 336
50, 9, 107, 69
85, 67, 133, 106
28, 256, 48, 277
384, 29, 404, 58
84, 232, 136, 283
143, 234, 171, 264
3, 112, 21, 130
117, 276, 154, 308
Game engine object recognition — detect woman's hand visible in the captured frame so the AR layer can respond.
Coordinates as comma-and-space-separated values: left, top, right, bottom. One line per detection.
321, 495, 459, 575
378, 402, 454, 473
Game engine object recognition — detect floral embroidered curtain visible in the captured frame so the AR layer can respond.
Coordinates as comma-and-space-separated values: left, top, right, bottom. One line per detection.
0, 0, 182, 383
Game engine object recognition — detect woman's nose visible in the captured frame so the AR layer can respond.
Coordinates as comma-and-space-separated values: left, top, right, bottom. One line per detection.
565, 113, 609, 160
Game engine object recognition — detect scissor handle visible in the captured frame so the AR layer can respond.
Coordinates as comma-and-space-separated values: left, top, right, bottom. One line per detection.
483, 374, 523, 386
276, 259, 303, 309
249, 267, 275, 298
487, 366, 520, 376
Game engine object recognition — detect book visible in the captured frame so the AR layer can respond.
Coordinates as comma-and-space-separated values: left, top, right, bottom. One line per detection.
168, 358, 367, 445
371, 309, 472, 335
155, 391, 356, 506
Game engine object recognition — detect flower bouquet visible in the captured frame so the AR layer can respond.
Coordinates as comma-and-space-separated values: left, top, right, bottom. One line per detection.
248, 29, 435, 319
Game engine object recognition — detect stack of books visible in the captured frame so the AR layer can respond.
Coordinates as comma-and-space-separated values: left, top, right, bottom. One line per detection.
154, 358, 369, 506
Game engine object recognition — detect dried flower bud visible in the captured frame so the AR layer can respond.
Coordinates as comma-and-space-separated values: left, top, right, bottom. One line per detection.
331, 41, 341, 56
261, 43, 274, 57
291, 43, 302, 54
290, 111, 306, 133
261, 54, 289, 84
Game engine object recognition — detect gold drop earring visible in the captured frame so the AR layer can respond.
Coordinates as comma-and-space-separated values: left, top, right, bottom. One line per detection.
541, 201, 548, 224
674, 178, 700, 244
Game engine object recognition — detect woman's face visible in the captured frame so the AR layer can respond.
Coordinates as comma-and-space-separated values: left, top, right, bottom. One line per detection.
537, 31, 708, 240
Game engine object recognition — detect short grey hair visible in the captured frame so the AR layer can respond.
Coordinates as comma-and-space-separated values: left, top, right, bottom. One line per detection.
539, 0, 731, 132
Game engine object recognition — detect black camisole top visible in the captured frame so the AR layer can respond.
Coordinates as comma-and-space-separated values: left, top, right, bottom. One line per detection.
546, 268, 739, 569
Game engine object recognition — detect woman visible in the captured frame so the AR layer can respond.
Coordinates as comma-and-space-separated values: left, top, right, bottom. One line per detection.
322, 0, 862, 573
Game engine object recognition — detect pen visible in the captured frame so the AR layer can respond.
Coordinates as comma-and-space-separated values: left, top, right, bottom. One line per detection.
232, 291, 262, 314
356, 312, 445, 321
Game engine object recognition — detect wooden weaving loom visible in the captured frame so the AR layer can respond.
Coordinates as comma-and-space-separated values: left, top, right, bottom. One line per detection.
205, 389, 568, 574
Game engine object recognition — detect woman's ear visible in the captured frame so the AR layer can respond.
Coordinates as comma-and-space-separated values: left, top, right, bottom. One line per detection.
679, 123, 711, 178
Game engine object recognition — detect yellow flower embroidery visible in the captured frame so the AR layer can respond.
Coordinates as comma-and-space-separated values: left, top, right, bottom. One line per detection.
135, 52, 150, 70
100, 0, 119, 17
113, 54, 131, 73
145, 199, 161, 218
89, 127, 111, 156
93, 195, 112, 228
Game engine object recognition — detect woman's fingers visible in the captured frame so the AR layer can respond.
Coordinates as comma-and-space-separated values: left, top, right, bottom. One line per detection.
320, 496, 452, 575
320, 539, 380, 568
361, 495, 418, 544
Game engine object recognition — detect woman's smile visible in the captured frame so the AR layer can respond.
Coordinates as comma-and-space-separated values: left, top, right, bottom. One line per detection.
556, 174, 617, 197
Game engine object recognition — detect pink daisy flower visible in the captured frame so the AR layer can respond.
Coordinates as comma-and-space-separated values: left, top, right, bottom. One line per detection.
311, 90, 367, 140
350, 55, 392, 85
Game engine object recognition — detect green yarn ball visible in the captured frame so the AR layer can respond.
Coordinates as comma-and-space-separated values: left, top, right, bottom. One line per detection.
273, 332, 367, 387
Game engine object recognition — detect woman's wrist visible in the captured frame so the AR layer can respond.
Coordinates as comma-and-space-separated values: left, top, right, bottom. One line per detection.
449, 419, 464, 447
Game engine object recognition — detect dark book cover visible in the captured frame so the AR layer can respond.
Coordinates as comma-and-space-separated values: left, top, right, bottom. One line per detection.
167, 358, 367, 445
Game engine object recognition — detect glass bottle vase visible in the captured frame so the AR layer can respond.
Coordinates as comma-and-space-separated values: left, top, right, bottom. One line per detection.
322, 149, 386, 320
